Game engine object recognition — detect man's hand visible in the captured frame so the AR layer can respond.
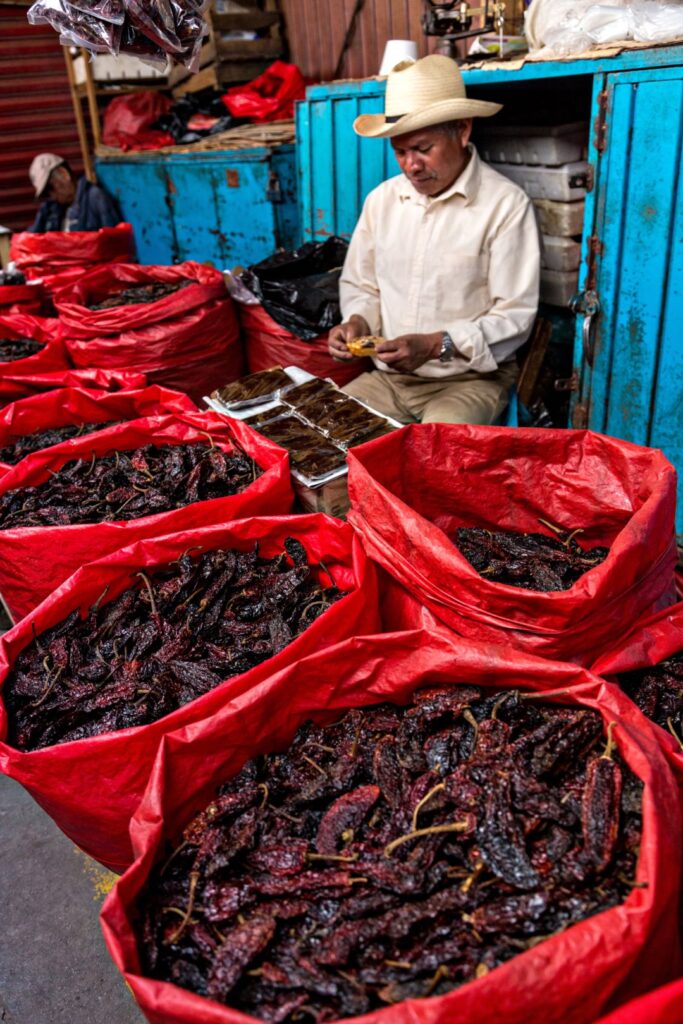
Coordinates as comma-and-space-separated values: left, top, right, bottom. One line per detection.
328, 315, 371, 362
376, 332, 443, 372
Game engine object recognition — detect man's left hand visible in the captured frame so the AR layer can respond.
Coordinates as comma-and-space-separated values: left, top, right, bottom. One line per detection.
375, 332, 443, 373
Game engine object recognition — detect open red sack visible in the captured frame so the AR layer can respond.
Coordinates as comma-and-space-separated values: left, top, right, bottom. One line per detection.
0, 282, 44, 316
55, 262, 228, 339
10, 223, 136, 280
0, 514, 377, 870
0, 367, 147, 408
0, 411, 292, 620
64, 298, 244, 405
0, 312, 68, 374
222, 61, 306, 123
0, 385, 196, 477
348, 425, 677, 665
595, 979, 683, 1024
592, 602, 683, 783
100, 628, 681, 1024
240, 302, 369, 387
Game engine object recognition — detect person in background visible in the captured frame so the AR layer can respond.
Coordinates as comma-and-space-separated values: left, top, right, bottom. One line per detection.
328, 55, 540, 426
27, 153, 122, 233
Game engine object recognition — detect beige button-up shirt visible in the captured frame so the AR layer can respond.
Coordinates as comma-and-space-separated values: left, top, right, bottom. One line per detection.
339, 145, 541, 379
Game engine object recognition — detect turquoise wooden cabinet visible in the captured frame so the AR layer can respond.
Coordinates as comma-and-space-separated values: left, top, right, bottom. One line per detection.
96, 144, 299, 268
296, 46, 683, 534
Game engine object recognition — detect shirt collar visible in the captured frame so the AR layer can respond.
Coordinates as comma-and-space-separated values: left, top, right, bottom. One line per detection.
397, 143, 481, 207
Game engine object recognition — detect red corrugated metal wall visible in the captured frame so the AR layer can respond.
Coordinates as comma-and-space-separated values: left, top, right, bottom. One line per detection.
0, 3, 83, 233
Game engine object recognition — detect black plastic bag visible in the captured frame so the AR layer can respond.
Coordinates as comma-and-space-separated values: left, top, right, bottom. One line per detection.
241, 237, 349, 341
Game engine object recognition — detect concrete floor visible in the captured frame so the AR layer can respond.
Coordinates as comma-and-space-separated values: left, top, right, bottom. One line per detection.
0, 774, 144, 1024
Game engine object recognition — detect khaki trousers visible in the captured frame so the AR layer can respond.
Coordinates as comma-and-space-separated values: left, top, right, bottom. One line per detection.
342, 362, 519, 425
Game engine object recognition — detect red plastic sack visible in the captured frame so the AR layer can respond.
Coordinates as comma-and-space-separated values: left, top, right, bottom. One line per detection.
223, 60, 306, 123
100, 628, 681, 1023
0, 368, 147, 408
10, 223, 136, 280
0, 411, 292, 621
592, 602, 683, 783
102, 91, 174, 151
0, 313, 68, 374
55, 262, 227, 339
64, 298, 244, 405
240, 302, 369, 387
0, 282, 44, 316
348, 425, 678, 665
595, 979, 683, 1024
0, 385, 196, 477
0, 515, 377, 870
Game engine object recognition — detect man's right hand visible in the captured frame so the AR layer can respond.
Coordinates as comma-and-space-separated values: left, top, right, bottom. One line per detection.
328, 315, 371, 362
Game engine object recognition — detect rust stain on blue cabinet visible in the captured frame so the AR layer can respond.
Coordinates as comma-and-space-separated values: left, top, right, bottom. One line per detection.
95, 144, 299, 268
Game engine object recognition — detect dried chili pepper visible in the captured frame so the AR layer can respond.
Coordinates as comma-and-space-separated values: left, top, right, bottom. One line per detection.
136, 687, 642, 1021
5, 542, 344, 749
454, 524, 609, 592
618, 652, 683, 744
0, 440, 259, 529
0, 337, 43, 363
0, 420, 121, 465
86, 280, 193, 311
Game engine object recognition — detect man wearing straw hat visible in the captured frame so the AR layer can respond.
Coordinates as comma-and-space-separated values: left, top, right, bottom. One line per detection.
329, 54, 540, 425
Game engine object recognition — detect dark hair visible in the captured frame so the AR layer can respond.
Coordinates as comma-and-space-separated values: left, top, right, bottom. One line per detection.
433, 119, 470, 138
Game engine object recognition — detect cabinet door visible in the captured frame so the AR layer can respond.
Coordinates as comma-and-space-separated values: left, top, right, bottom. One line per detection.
573, 66, 683, 533
96, 159, 177, 264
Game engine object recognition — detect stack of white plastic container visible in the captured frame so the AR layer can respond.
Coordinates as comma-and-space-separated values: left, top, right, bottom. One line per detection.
477, 123, 589, 307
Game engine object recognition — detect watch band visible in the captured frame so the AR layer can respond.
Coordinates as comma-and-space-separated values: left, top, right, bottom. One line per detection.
439, 331, 456, 363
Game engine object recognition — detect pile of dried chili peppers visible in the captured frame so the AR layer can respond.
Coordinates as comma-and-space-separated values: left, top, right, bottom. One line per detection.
0, 421, 122, 465
618, 653, 683, 749
5, 538, 344, 749
0, 440, 259, 528
86, 280, 193, 311
137, 686, 641, 1021
454, 524, 609, 592
0, 338, 43, 363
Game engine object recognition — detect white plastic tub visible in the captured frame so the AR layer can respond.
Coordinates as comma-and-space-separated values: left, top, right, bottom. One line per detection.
478, 122, 588, 167
495, 161, 592, 201
533, 198, 585, 237
540, 268, 580, 307
541, 234, 582, 272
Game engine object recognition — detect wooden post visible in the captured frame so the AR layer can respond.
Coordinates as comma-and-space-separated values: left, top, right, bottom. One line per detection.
62, 46, 95, 182
81, 47, 102, 151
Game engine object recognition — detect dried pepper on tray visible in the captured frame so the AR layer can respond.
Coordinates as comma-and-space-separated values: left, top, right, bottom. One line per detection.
86, 280, 192, 311
5, 538, 343, 749
212, 368, 292, 408
618, 653, 683, 748
0, 338, 44, 363
0, 440, 259, 529
0, 420, 121, 465
137, 686, 642, 1021
454, 524, 610, 592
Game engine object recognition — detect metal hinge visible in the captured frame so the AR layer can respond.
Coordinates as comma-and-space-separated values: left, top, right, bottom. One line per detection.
585, 234, 604, 292
593, 88, 609, 154
267, 169, 283, 203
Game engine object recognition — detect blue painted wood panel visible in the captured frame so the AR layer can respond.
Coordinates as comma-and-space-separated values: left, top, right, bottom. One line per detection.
574, 66, 683, 533
96, 159, 175, 265
95, 144, 299, 268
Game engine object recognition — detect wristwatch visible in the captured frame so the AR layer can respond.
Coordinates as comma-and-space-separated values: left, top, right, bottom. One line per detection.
439, 331, 456, 363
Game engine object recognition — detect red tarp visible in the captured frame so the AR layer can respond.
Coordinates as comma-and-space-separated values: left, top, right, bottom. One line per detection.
10, 223, 136, 281
348, 424, 677, 665
0, 515, 378, 871
0, 412, 293, 620
100, 628, 681, 1024
240, 302, 369, 387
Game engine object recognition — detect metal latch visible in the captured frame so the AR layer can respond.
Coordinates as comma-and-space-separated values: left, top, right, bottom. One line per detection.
554, 371, 579, 392
570, 289, 600, 368
267, 169, 283, 203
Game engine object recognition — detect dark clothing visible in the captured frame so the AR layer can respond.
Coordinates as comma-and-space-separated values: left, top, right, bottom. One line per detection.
29, 176, 121, 233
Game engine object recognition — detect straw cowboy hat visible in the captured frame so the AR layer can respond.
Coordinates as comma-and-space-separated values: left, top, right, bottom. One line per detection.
354, 54, 502, 139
